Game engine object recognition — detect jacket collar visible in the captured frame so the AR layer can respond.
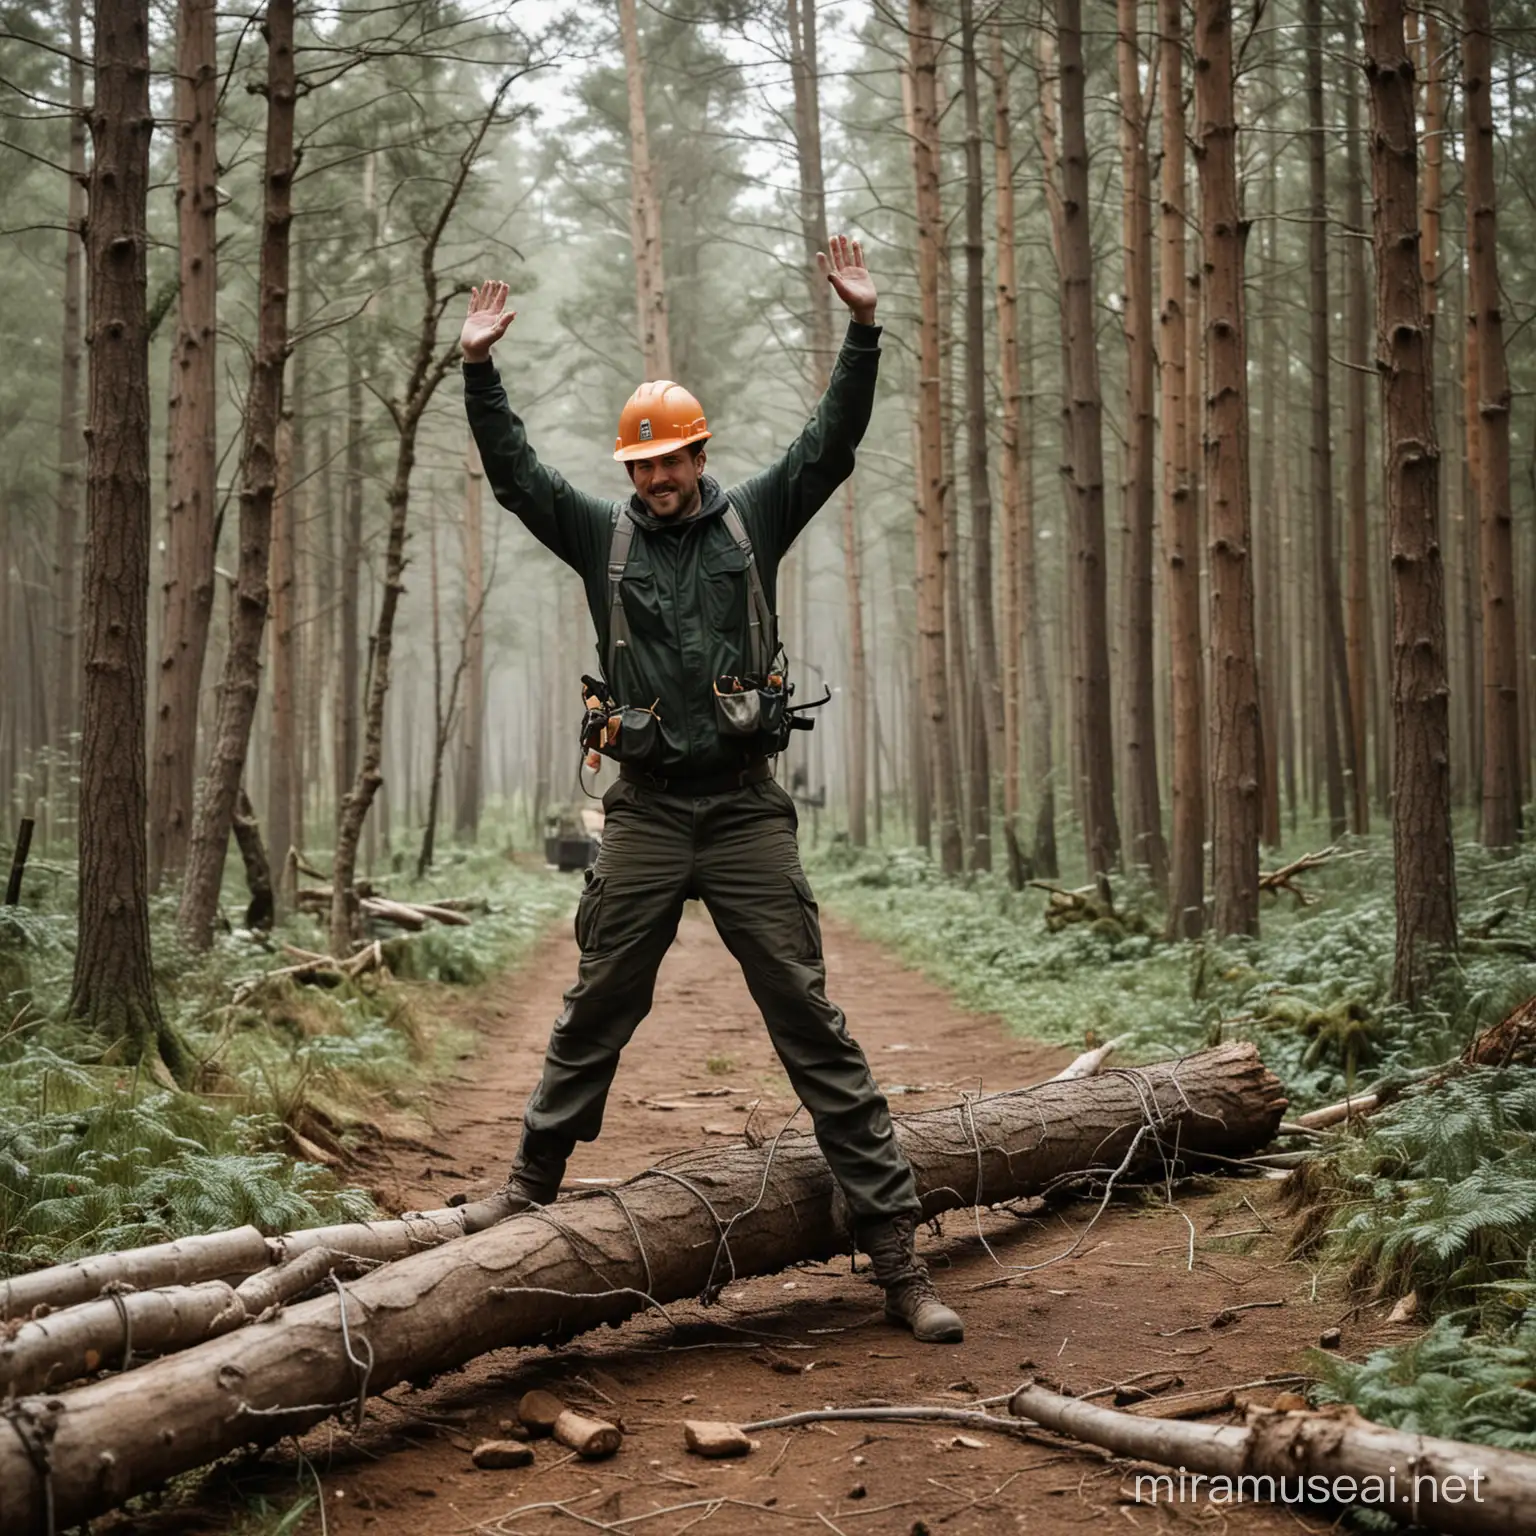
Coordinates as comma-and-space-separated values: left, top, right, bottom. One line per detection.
625, 474, 729, 532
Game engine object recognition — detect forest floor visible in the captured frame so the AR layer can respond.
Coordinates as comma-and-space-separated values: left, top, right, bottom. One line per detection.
125, 907, 1404, 1536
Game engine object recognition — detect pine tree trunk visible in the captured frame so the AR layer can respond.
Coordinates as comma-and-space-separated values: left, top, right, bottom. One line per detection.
993, 21, 1024, 882
1306, 0, 1359, 838
908, 0, 963, 875
1195, 0, 1260, 938
267, 408, 297, 912
1363, 0, 1457, 1000
1344, 47, 1372, 836
619, 0, 671, 378
1056, 0, 1121, 877
177, 0, 294, 951
337, 358, 364, 820
1161, 0, 1204, 938
69, 0, 184, 1077
959, 0, 997, 873
454, 430, 485, 841
1255, 59, 1282, 852
147, 0, 217, 890
1464, 0, 1520, 849
53, 0, 87, 810
1118, 0, 1166, 890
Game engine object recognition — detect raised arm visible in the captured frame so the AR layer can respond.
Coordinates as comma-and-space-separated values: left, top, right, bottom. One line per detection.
461, 281, 612, 578
732, 238, 881, 557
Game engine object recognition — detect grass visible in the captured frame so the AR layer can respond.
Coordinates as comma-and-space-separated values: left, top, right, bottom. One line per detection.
1, 827, 575, 1276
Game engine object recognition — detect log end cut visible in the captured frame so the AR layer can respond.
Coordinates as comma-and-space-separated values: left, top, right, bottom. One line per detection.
553, 1408, 622, 1459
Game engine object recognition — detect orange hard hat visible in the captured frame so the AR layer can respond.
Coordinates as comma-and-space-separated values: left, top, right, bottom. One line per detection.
614, 380, 711, 462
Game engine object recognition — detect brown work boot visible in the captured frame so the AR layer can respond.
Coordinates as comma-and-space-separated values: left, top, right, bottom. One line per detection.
861, 1215, 964, 1343
451, 1156, 564, 1233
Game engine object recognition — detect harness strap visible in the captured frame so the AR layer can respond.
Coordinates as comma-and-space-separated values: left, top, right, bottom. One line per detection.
721, 505, 776, 680
605, 505, 637, 681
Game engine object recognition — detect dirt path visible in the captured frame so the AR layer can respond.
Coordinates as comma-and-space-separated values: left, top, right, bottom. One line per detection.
145, 910, 1378, 1536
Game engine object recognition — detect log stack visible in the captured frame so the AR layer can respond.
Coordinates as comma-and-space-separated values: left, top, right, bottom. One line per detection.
0, 1043, 1285, 1532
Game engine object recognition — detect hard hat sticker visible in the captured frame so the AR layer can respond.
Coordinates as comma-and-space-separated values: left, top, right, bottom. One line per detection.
638, 418, 653, 441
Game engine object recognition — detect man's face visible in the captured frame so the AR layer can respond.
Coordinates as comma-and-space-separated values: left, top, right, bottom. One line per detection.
628, 446, 705, 518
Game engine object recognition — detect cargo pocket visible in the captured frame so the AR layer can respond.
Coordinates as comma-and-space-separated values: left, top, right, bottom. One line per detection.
702, 542, 751, 636
788, 873, 823, 962
575, 872, 607, 953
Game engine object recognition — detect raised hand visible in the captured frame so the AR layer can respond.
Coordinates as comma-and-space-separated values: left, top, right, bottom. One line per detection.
461, 280, 515, 363
816, 235, 877, 326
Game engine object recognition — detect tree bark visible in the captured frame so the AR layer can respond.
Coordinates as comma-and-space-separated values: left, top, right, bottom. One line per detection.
67, 0, 184, 1077
0, 1045, 1286, 1531
1306, 0, 1359, 838
1363, 0, 1456, 1000
619, 0, 671, 378
993, 21, 1025, 882
1464, 0, 1520, 849
842, 481, 869, 845
53, 0, 86, 797
1196, 0, 1260, 937
177, 0, 295, 950
454, 429, 486, 841
267, 409, 297, 912
907, 0, 963, 875
1056, 0, 1121, 878
959, 0, 998, 873
1160, 0, 1204, 938
1117, 0, 1166, 891
148, 0, 218, 891
1344, 43, 1372, 835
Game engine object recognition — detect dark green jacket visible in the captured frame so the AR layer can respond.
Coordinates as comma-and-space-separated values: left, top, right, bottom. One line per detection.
462, 321, 881, 776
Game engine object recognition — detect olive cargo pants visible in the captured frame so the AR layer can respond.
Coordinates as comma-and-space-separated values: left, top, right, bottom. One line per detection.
519, 775, 922, 1224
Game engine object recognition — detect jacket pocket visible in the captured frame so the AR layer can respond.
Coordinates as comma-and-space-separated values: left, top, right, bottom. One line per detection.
701, 543, 751, 644
620, 570, 668, 641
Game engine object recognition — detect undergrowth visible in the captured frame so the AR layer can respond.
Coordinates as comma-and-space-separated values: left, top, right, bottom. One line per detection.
1, 839, 573, 1275
812, 825, 1536, 1450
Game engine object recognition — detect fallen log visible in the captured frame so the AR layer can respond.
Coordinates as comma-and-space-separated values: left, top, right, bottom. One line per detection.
1009, 1379, 1536, 1536
0, 1044, 1284, 1532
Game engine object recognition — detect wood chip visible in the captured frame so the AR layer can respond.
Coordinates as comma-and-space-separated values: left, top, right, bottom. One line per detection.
471, 1440, 534, 1470
517, 1389, 565, 1436
684, 1420, 754, 1459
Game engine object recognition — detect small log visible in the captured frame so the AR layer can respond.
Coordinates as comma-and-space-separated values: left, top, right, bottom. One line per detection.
359, 896, 429, 930
517, 1389, 565, 1437
554, 1409, 621, 1459
0, 1248, 352, 1397
0, 1045, 1286, 1531
1, 1199, 511, 1320
684, 1421, 753, 1459
1010, 1381, 1536, 1536
411, 902, 473, 927
1294, 1091, 1382, 1131
471, 1440, 534, 1470
1125, 1387, 1235, 1420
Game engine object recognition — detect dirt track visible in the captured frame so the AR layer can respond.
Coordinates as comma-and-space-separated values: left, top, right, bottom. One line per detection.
134, 906, 1382, 1535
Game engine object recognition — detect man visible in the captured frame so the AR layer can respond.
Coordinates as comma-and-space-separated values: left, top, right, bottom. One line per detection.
459, 237, 962, 1343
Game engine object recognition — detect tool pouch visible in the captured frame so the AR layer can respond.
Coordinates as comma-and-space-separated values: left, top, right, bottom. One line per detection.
713, 675, 790, 753
580, 676, 663, 767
